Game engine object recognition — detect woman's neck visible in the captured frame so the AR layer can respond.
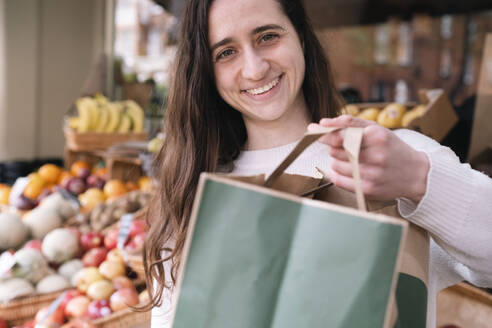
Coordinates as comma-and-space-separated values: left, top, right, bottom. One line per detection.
242, 99, 311, 151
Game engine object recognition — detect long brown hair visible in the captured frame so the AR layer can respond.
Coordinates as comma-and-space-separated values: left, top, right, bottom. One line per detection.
143, 0, 343, 309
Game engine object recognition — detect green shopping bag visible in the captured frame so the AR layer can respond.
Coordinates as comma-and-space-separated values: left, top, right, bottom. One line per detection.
171, 127, 414, 328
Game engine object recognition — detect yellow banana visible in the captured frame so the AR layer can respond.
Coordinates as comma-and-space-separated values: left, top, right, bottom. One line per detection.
68, 117, 79, 130
118, 113, 132, 133
105, 103, 122, 132
95, 105, 110, 132
75, 98, 92, 132
123, 100, 145, 133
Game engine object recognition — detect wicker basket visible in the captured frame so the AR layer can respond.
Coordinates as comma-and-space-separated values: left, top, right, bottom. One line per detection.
0, 291, 64, 326
64, 128, 147, 152
92, 306, 151, 328
125, 253, 145, 281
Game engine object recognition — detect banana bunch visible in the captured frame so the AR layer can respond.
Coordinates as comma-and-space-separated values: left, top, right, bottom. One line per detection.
68, 95, 145, 134
339, 103, 428, 129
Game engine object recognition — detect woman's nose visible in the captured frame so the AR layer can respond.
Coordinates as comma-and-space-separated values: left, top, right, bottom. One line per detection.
241, 49, 269, 81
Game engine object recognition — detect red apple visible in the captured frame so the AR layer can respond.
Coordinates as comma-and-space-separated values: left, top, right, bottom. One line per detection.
82, 247, 107, 267
60, 289, 83, 313
65, 296, 90, 318
112, 276, 135, 291
0, 317, 7, 328
109, 288, 139, 312
35, 306, 65, 325
124, 233, 146, 254
80, 232, 104, 250
13, 194, 36, 210
76, 168, 91, 180
23, 239, 43, 252
67, 178, 86, 196
87, 300, 112, 319
129, 220, 146, 238
87, 175, 105, 190
103, 228, 118, 250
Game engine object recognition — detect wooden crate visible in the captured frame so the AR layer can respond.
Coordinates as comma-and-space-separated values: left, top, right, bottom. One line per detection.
437, 282, 492, 328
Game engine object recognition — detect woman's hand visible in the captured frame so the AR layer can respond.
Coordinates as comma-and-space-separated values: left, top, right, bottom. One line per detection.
308, 115, 430, 203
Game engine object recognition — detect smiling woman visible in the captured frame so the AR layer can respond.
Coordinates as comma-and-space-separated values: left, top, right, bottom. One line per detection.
144, 0, 492, 327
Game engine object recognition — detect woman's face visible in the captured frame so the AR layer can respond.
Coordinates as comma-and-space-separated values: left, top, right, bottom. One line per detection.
208, 0, 306, 125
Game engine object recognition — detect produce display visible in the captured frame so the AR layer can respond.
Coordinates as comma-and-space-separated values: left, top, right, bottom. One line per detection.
0, 157, 152, 328
67, 95, 145, 134
340, 103, 428, 129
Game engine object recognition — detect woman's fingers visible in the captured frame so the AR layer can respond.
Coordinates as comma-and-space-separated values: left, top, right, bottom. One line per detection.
320, 115, 375, 128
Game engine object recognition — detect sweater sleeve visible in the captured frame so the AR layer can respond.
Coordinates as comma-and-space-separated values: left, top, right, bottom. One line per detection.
394, 129, 492, 280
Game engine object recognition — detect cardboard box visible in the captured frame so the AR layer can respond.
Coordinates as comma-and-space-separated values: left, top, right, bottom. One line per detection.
468, 33, 492, 162
355, 89, 458, 142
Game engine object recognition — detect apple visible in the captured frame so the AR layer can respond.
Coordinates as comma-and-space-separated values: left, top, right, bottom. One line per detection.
109, 288, 139, 312
67, 178, 86, 196
98, 260, 125, 280
124, 232, 146, 254
13, 194, 36, 210
80, 232, 104, 250
112, 276, 135, 291
87, 300, 112, 320
76, 168, 91, 180
87, 280, 115, 301
59, 289, 83, 313
103, 228, 118, 250
65, 296, 90, 318
129, 220, 146, 238
106, 249, 124, 264
23, 239, 43, 252
73, 267, 104, 293
86, 175, 105, 190
0, 317, 7, 328
35, 306, 65, 325
82, 247, 107, 267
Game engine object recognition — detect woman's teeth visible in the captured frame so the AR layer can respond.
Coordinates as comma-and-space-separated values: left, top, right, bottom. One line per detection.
246, 76, 280, 95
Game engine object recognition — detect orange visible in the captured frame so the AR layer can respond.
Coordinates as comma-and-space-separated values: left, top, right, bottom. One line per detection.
0, 187, 11, 205
58, 171, 73, 185
0, 183, 9, 189
138, 176, 152, 192
23, 179, 45, 199
70, 160, 91, 176
28, 173, 46, 187
38, 164, 62, 184
125, 181, 138, 191
103, 179, 128, 199
95, 167, 108, 178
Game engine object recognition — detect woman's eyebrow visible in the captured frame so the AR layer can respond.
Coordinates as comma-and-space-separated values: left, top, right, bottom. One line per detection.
210, 24, 286, 53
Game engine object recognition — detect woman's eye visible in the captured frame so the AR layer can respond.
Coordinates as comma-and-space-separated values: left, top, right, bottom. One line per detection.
216, 49, 235, 61
260, 33, 279, 43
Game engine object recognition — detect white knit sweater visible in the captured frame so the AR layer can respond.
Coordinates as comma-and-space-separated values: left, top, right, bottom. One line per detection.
151, 129, 492, 328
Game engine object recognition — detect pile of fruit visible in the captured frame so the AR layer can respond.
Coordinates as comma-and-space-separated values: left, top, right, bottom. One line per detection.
67, 95, 145, 134
1, 160, 151, 214
340, 103, 427, 129
0, 216, 149, 328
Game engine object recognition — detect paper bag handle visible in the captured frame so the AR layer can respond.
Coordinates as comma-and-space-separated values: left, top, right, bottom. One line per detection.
264, 126, 367, 212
